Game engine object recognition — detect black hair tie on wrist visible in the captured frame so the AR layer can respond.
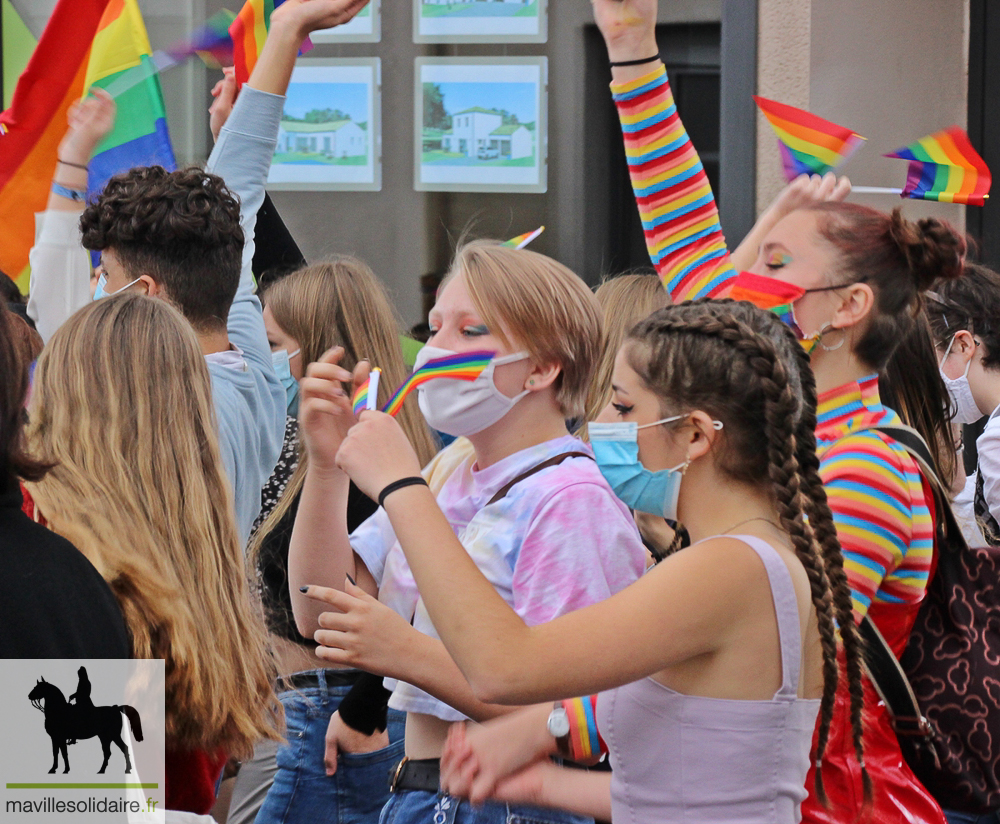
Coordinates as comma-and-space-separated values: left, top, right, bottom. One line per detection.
378, 476, 428, 508
609, 54, 661, 67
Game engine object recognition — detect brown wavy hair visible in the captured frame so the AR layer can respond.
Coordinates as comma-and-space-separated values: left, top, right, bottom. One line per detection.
625, 299, 869, 804
806, 203, 965, 370
80, 166, 244, 333
251, 257, 438, 559
26, 294, 281, 758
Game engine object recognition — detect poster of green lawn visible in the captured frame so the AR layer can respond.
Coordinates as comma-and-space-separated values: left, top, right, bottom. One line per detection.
414, 0, 546, 43
312, 0, 380, 43
268, 59, 381, 191
415, 58, 547, 193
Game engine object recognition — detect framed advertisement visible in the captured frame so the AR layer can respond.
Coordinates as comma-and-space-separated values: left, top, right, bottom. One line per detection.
415, 57, 547, 193
413, 0, 546, 44
311, 0, 381, 43
267, 58, 381, 192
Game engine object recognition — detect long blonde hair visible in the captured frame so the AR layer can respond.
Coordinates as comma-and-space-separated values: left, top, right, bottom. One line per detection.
26, 294, 281, 758
583, 274, 670, 427
252, 257, 438, 557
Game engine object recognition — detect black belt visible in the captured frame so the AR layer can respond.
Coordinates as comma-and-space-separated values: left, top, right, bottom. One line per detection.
389, 758, 440, 793
277, 669, 363, 693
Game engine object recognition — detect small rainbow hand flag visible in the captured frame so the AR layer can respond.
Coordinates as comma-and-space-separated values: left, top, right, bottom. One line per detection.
352, 368, 381, 415
884, 127, 991, 206
161, 11, 236, 70
381, 350, 495, 417
229, 0, 313, 88
503, 226, 544, 250
754, 96, 865, 182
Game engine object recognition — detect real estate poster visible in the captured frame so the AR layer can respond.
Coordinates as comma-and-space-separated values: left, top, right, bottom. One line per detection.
268, 59, 381, 191
415, 58, 547, 193
311, 0, 380, 43
414, 0, 546, 43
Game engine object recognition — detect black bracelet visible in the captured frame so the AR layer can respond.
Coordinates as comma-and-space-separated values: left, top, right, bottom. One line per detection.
57, 158, 89, 170
378, 476, 428, 508
609, 54, 661, 67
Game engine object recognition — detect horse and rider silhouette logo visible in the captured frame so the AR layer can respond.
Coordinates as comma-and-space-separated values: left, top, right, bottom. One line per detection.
28, 666, 143, 775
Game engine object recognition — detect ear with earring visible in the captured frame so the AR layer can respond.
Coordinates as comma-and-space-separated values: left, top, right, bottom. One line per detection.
817, 323, 846, 352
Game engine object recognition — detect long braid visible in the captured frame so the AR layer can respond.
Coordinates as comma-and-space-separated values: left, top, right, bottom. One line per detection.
790, 343, 873, 801
628, 299, 866, 805
633, 306, 843, 791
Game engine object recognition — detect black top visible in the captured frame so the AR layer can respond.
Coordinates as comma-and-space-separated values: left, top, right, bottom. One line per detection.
0, 481, 131, 658
254, 420, 378, 646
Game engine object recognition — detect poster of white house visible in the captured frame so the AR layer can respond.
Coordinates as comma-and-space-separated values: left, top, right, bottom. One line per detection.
268, 60, 381, 191
414, 0, 546, 43
415, 58, 547, 193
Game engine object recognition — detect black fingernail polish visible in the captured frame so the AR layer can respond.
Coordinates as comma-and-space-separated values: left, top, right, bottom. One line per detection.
346, 574, 357, 586
299, 585, 309, 592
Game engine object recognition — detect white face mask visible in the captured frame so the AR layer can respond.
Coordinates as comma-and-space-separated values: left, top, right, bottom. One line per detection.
415, 344, 530, 437
940, 334, 984, 425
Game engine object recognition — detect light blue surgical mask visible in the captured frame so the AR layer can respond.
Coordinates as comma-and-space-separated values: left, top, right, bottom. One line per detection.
588, 415, 723, 519
271, 347, 301, 416
93, 273, 141, 301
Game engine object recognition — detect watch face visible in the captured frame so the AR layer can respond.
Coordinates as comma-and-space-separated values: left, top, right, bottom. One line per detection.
547, 707, 570, 738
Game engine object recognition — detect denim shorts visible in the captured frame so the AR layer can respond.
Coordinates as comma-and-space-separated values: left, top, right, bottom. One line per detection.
254, 669, 406, 824
379, 787, 594, 824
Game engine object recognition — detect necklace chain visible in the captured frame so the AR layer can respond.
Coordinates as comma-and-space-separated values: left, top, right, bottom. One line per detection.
720, 515, 783, 535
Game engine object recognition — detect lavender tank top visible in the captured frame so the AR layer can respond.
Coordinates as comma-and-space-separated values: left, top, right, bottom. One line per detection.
595, 535, 821, 824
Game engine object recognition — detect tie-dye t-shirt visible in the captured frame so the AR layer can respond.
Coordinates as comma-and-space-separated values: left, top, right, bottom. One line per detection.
350, 434, 647, 721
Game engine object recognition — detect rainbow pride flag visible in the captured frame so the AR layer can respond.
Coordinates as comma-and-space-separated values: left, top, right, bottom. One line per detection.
754, 96, 865, 182
230, 0, 312, 88
85, 0, 176, 204
352, 368, 381, 415
0, 0, 112, 292
502, 226, 544, 250
161, 11, 237, 71
885, 127, 991, 205
381, 350, 495, 417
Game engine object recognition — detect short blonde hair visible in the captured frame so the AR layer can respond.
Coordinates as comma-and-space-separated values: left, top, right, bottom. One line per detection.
445, 240, 602, 419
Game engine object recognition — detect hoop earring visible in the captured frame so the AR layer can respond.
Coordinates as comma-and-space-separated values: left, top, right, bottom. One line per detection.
818, 323, 846, 352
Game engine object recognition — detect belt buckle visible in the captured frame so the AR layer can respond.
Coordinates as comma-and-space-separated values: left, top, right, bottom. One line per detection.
389, 757, 409, 793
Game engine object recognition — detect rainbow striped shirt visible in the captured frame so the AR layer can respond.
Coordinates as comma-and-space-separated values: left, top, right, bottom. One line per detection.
613, 68, 935, 646
611, 65, 736, 302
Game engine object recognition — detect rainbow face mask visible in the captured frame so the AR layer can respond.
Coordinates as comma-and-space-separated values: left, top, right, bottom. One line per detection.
730, 271, 822, 354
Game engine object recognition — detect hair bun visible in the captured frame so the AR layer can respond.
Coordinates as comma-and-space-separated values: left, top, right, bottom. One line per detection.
888, 208, 966, 291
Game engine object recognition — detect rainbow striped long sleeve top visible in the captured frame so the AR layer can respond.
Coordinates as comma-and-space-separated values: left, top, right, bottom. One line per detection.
613, 67, 935, 651
611, 65, 736, 302
816, 376, 935, 652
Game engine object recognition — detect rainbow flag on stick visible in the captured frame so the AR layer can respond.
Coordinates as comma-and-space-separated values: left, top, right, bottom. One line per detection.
84, 0, 176, 204
754, 96, 866, 182
352, 367, 381, 415
381, 350, 495, 417
230, 0, 312, 89
0, 0, 112, 292
502, 226, 544, 249
884, 126, 991, 205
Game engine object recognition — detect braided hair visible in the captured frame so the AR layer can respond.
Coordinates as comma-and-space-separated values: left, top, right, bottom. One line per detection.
624, 298, 868, 804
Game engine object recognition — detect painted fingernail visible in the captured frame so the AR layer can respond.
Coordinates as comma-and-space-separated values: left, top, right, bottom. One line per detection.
346, 574, 356, 586
299, 585, 309, 593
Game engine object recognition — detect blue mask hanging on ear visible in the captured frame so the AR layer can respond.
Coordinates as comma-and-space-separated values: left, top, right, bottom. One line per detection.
271, 348, 301, 416
588, 415, 723, 519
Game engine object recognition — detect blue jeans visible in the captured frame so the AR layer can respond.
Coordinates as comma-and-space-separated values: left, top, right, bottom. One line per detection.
380, 787, 593, 824
944, 810, 1000, 824
255, 669, 406, 824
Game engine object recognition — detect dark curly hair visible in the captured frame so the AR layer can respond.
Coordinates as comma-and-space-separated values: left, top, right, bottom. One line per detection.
80, 166, 244, 332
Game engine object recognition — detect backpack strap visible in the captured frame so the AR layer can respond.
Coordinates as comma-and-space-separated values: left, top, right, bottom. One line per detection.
486, 452, 593, 506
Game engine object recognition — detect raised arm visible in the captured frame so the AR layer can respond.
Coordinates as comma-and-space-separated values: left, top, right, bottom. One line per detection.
596, 0, 734, 302
27, 91, 115, 341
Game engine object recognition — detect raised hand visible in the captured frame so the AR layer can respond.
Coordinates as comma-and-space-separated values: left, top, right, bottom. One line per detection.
591, 0, 658, 63
209, 67, 237, 143
58, 88, 116, 166
323, 710, 389, 776
308, 579, 420, 675
298, 347, 368, 474
335, 410, 423, 503
269, 0, 372, 38
768, 172, 852, 218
